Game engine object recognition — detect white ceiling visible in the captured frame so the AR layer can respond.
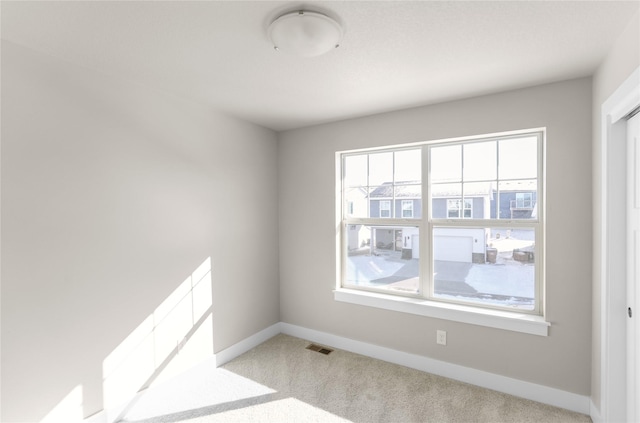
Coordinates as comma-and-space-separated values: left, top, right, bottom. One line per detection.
2, 1, 638, 131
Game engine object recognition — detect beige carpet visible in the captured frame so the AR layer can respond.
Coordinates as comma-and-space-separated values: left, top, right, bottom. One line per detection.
121, 334, 592, 423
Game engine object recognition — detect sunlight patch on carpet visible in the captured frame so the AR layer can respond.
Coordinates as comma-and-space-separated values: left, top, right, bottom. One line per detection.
178, 397, 349, 423
122, 366, 275, 421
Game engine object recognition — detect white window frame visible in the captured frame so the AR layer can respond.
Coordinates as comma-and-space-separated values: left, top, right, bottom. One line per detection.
335, 129, 549, 336
446, 198, 472, 218
446, 199, 460, 218
379, 200, 391, 218
516, 192, 533, 208
401, 200, 414, 218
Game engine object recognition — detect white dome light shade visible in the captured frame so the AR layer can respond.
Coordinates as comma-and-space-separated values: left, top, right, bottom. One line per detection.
268, 11, 343, 57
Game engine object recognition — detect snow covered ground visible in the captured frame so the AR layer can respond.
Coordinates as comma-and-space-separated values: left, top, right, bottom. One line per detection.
346, 249, 535, 309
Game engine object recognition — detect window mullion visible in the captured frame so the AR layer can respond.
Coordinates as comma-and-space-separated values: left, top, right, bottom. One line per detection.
461, 144, 465, 219
366, 154, 371, 219
422, 145, 431, 299
392, 151, 396, 219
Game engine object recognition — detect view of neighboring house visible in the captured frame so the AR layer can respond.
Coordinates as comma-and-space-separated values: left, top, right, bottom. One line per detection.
349, 180, 537, 264
367, 180, 537, 220
491, 180, 537, 219
431, 183, 490, 219
369, 182, 422, 218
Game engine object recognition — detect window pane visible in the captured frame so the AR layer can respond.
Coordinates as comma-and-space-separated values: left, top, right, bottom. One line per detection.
380, 200, 391, 218
499, 137, 537, 180
463, 182, 494, 219
369, 152, 393, 186
346, 225, 420, 294
464, 141, 496, 181
401, 200, 414, 218
395, 185, 421, 218
445, 199, 473, 218
431, 145, 461, 183
447, 199, 462, 218
497, 180, 537, 219
395, 149, 421, 183
345, 187, 370, 218
463, 199, 472, 218
344, 155, 368, 187
395, 184, 421, 199
431, 183, 461, 219
369, 183, 392, 218
432, 227, 535, 310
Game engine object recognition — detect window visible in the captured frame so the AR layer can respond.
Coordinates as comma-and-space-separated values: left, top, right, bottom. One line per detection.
380, 200, 391, 218
516, 193, 533, 208
401, 200, 414, 218
339, 131, 544, 315
446, 199, 472, 218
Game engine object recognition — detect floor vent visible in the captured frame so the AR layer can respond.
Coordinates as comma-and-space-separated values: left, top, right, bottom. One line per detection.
306, 344, 333, 355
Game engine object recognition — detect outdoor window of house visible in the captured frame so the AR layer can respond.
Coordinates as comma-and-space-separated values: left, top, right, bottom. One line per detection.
401, 200, 414, 218
447, 199, 472, 218
516, 192, 533, 208
379, 200, 391, 217
339, 130, 544, 314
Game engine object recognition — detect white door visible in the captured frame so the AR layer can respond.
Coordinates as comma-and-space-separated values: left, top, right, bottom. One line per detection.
627, 111, 640, 423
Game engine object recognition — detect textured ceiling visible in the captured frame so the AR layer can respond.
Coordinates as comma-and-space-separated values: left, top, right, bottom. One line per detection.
2, 1, 638, 131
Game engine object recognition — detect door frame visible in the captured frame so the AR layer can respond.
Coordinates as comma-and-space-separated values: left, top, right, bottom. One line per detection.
598, 66, 640, 423
626, 111, 639, 423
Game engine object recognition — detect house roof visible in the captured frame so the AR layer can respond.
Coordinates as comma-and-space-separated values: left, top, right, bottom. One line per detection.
370, 182, 420, 198
431, 183, 493, 198
368, 180, 536, 199
498, 180, 537, 192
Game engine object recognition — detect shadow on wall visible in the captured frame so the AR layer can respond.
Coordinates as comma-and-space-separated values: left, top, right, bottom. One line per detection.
39, 257, 214, 423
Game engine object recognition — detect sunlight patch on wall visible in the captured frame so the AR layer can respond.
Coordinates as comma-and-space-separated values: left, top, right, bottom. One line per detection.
40, 385, 83, 423
102, 257, 213, 415
151, 314, 214, 387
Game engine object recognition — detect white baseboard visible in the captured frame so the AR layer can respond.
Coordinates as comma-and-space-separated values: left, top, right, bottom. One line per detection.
213, 323, 281, 367
279, 322, 591, 415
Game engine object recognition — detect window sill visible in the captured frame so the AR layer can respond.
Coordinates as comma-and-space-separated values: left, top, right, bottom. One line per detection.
333, 288, 549, 336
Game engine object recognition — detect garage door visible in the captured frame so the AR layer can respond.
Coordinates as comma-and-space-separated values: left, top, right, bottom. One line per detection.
434, 235, 472, 263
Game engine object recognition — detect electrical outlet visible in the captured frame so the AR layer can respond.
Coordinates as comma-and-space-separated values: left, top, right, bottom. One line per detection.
436, 330, 447, 345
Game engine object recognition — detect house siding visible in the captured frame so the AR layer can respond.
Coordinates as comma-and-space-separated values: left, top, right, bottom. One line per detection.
491, 191, 537, 219
369, 198, 422, 218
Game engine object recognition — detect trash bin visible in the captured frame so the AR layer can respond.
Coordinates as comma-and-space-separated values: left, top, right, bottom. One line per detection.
486, 248, 497, 264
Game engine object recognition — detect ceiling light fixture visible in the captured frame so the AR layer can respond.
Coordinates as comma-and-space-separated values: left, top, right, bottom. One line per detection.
268, 10, 343, 58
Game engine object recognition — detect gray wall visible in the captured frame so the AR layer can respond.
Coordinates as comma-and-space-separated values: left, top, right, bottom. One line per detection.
1, 41, 280, 421
279, 77, 592, 396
